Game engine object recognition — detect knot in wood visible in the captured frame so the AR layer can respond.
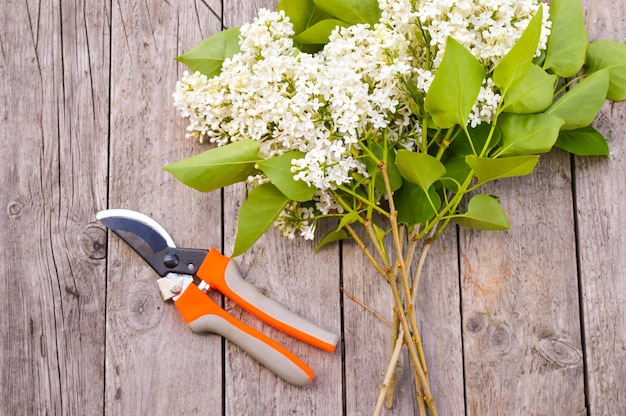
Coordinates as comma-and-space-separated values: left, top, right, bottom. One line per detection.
125, 282, 163, 332
7, 200, 23, 217
536, 338, 582, 367
489, 323, 512, 354
80, 225, 107, 260
465, 313, 489, 335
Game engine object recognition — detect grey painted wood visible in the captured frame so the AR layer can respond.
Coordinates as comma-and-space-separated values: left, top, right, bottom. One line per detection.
1, 0, 626, 415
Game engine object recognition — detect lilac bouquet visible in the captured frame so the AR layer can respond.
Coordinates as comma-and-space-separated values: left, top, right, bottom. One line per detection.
166, 0, 626, 413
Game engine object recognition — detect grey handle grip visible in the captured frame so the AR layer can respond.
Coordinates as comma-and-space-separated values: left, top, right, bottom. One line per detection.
188, 313, 313, 387
175, 284, 313, 386
220, 261, 340, 352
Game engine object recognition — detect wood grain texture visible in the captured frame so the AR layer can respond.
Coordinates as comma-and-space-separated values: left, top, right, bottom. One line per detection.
107, 1, 223, 414
416, 230, 465, 416
0, 0, 109, 414
341, 228, 464, 416
220, 1, 343, 414
578, 2, 626, 415
223, 202, 343, 414
460, 150, 586, 415
342, 237, 419, 415
2, 0, 626, 415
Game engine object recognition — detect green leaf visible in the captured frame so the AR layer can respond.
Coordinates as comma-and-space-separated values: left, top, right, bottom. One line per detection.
175, 27, 241, 78
395, 182, 441, 225
454, 194, 510, 231
278, 0, 334, 52
313, 0, 381, 25
395, 150, 446, 192
337, 211, 361, 231
440, 154, 471, 192
466, 155, 540, 185
555, 125, 610, 156
232, 184, 289, 257
493, 5, 543, 94
440, 124, 500, 191
294, 19, 348, 44
498, 113, 565, 155
278, 0, 331, 34
315, 228, 350, 253
502, 64, 558, 114
547, 69, 610, 130
446, 124, 501, 158
543, 0, 588, 77
383, 152, 404, 193
586, 40, 626, 101
163, 140, 260, 192
424, 38, 485, 128
257, 152, 316, 202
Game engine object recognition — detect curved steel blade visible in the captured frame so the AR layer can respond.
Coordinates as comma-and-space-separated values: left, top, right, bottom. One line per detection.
97, 209, 209, 280
97, 209, 177, 276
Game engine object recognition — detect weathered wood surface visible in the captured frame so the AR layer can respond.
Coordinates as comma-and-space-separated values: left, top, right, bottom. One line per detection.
578, 2, 626, 415
1, 0, 625, 415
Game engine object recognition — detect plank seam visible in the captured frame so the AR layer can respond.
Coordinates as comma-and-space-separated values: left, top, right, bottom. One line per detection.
570, 154, 591, 416
220, 4, 226, 416
339, 240, 347, 416
456, 224, 469, 416
103, 0, 114, 412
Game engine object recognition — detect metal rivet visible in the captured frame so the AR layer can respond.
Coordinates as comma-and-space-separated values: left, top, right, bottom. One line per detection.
170, 284, 181, 294
163, 252, 179, 268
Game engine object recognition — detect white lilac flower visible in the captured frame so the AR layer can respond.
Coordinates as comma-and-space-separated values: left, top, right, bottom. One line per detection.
378, 0, 550, 124
174, 1, 551, 240
469, 78, 502, 127
275, 201, 316, 240
407, 0, 551, 68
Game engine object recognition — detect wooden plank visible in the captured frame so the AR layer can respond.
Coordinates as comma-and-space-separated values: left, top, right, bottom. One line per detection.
0, 0, 110, 414
415, 230, 465, 415
342, 238, 395, 415
459, 151, 586, 415
342, 228, 464, 415
106, 1, 224, 414
342, 238, 419, 415
221, 214, 343, 414
578, 1, 626, 414
220, 2, 343, 414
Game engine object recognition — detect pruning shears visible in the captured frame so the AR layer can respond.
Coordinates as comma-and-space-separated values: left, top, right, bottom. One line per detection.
97, 209, 339, 387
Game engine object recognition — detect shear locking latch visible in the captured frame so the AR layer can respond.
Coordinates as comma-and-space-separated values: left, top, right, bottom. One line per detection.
157, 277, 182, 301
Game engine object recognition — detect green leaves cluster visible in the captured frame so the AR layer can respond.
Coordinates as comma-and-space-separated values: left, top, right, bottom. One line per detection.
168, 0, 626, 257
164, 141, 314, 256
391, 0, 626, 237
278, 0, 380, 52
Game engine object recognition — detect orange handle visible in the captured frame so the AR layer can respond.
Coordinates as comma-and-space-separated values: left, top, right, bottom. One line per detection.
175, 284, 313, 387
196, 248, 339, 353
